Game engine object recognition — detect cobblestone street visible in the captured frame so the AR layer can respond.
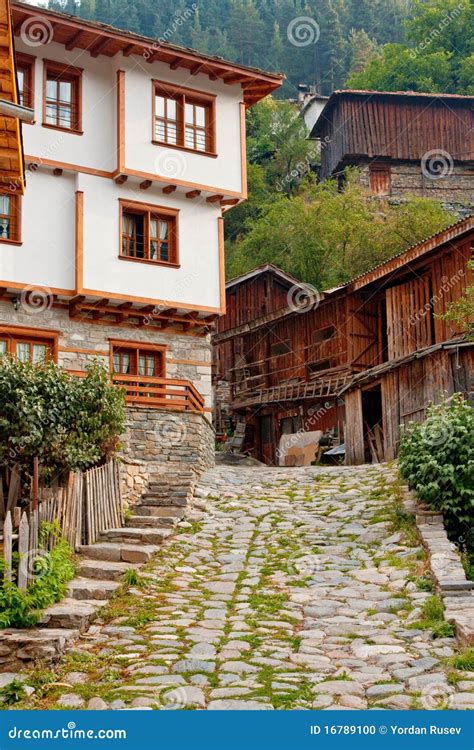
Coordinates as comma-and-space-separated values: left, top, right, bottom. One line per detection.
20, 464, 474, 711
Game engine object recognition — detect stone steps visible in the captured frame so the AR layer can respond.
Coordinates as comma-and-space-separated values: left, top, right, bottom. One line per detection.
128, 514, 178, 528
67, 577, 120, 601
99, 527, 171, 546
39, 598, 104, 630
133, 504, 185, 518
78, 541, 160, 564
140, 495, 187, 507
0, 628, 79, 673
77, 558, 141, 581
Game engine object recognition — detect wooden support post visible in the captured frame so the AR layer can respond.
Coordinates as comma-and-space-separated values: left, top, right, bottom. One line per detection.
17, 513, 29, 590
3, 511, 12, 582
32, 457, 39, 510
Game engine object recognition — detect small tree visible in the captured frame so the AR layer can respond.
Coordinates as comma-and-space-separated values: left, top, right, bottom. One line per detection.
438, 260, 474, 340
0, 358, 126, 483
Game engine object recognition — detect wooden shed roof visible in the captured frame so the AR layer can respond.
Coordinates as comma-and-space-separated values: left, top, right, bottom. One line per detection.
349, 215, 474, 291
12, 1, 283, 106
226, 263, 308, 291
0, 0, 24, 193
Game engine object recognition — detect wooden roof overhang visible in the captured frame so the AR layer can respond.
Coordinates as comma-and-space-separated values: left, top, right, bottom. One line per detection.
349, 215, 474, 292
0, 286, 218, 334
0, 0, 25, 193
11, 2, 283, 107
339, 339, 473, 396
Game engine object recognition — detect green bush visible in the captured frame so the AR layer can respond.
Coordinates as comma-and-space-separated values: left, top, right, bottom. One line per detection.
398, 394, 474, 549
0, 524, 75, 629
0, 358, 126, 482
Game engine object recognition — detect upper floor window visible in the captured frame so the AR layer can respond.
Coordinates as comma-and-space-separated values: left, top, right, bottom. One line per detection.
43, 60, 82, 133
0, 192, 21, 243
119, 200, 179, 267
17, 53, 35, 111
153, 81, 216, 155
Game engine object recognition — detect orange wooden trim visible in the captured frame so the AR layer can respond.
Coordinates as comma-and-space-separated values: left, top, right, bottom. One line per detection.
58, 345, 109, 356
119, 197, 179, 267
118, 255, 181, 269
109, 338, 168, 352
16, 52, 36, 113
24, 155, 114, 179
69, 314, 210, 336
79, 288, 222, 313
0, 280, 74, 295
122, 167, 243, 199
0, 190, 22, 243
0, 324, 59, 362
75, 190, 84, 294
117, 70, 125, 172
42, 59, 83, 134
218, 216, 226, 314
240, 101, 248, 200
152, 78, 217, 156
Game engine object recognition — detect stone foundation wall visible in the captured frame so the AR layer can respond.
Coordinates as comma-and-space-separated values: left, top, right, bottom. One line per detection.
120, 407, 215, 504
0, 301, 213, 409
358, 162, 474, 215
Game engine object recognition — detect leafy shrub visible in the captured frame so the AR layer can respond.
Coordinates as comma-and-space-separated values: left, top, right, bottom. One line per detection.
399, 394, 474, 551
0, 524, 75, 629
0, 358, 126, 482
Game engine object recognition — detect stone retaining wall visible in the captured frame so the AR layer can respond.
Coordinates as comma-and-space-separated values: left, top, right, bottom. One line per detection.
120, 407, 215, 504
415, 509, 474, 647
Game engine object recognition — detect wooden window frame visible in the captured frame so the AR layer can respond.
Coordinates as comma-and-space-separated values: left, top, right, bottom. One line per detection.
42, 59, 83, 135
152, 80, 217, 157
270, 339, 291, 357
119, 199, 180, 268
0, 325, 58, 362
16, 52, 35, 116
0, 190, 22, 245
109, 340, 167, 378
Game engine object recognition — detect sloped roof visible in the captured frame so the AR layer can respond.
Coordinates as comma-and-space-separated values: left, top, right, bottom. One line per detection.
12, 2, 283, 106
226, 263, 308, 291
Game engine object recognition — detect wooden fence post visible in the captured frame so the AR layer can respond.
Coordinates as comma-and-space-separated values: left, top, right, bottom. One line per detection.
17, 512, 29, 590
3, 511, 12, 582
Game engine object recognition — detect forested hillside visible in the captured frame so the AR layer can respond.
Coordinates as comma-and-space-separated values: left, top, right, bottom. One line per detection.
46, 0, 409, 95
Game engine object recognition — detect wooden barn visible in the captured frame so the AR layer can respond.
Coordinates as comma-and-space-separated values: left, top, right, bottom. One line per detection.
342, 216, 473, 464
310, 90, 474, 212
214, 216, 473, 465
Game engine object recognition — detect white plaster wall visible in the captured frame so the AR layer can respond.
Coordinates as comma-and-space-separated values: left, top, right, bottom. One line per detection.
17, 39, 118, 173
0, 170, 76, 290
79, 173, 221, 308
122, 59, 243, 193
16, 39, 244, 193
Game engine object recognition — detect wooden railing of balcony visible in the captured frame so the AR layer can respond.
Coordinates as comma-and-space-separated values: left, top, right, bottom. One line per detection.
112, 374, 205, 413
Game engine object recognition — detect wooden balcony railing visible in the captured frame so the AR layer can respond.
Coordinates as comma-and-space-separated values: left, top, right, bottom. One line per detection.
112, 374, 205, 413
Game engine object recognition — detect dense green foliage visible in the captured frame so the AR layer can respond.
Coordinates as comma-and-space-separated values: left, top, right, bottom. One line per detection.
226, 168, 454, 288
399, 395, 474, 558
48, 0, 409, 95
348, 0, 474, 94
439, 261, 474, 340
0, 359, 126, 482
0, 524, 75, 629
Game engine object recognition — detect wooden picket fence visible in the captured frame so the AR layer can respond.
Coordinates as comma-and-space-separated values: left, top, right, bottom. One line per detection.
1, 460, 123, 590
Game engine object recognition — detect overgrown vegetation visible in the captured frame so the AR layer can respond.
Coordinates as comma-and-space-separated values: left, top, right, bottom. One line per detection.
399, 394, 474, 575
0, 359, 126, 483
0, 524, 75, 629
409, 594, 455, 639
438, 260, 474, 340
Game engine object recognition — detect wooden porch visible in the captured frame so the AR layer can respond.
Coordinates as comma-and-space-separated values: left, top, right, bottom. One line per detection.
112, 373, 205, 413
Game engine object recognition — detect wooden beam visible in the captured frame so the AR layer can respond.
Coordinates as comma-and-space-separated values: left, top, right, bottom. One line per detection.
169, 58, 181, 70
65, 30, 84, 50
186, 190, 201, 200
114, 174, 127, 185
220, 198, 239, 206
162, 184, 176, 194
90, 36, 110, 58
53, 168, 63, 176
190, 63, 203, 76
206, 194, 224, 204
122, 44, 136, 57
140, 179, 152, 190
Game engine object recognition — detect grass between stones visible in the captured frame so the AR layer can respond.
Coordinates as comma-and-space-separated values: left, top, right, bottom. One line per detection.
408, 595, 455, 638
